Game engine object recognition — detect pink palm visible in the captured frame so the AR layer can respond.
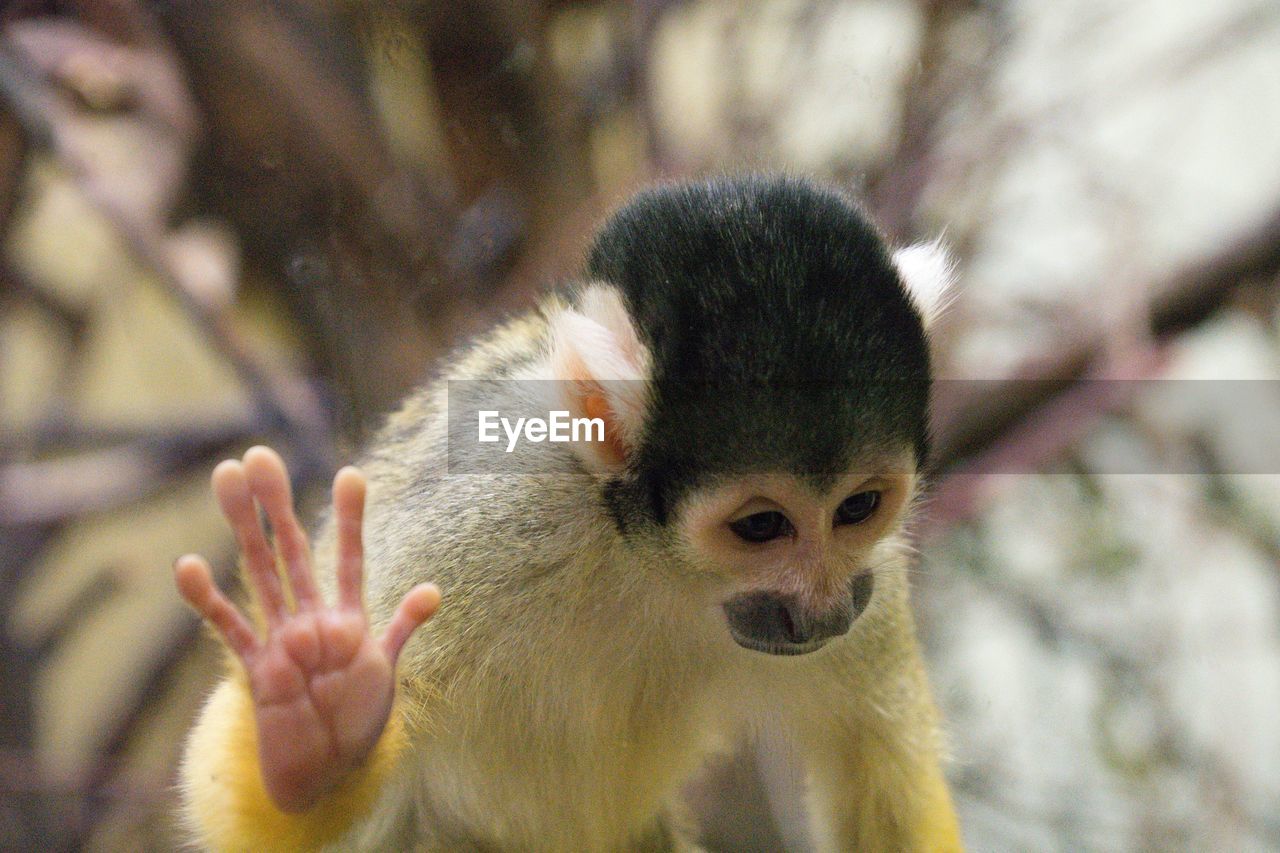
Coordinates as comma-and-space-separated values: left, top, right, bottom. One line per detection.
175, 446, 439, 812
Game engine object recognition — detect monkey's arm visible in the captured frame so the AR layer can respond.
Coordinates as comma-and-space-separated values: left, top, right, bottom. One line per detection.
802, 725, 961, 853
174, 447, 438, 851
181, 673, 409, 851
797, 606, 962, 852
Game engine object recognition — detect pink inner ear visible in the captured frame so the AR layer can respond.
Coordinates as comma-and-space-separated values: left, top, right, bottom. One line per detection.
546, 287, 651, 469
552, 336, 592, 384
581, 385, 628, 466
579, 287, 646, 374
549, 339, 628, 465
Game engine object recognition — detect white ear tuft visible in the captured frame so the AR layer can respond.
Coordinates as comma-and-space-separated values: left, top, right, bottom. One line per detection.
893, 240, 957, 329
543, 284, 650, 471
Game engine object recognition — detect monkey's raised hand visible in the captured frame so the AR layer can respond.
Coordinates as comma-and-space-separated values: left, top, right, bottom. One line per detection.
174, 446, 440, 813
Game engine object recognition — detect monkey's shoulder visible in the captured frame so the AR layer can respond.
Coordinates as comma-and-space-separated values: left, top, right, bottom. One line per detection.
364, 307, 558, 453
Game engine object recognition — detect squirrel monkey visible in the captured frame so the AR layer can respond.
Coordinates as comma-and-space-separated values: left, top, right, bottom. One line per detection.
174, 175, 962, 851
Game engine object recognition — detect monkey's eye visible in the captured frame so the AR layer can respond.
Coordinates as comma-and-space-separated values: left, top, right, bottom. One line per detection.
835, 491, 881, 526
729, 511, 794, 543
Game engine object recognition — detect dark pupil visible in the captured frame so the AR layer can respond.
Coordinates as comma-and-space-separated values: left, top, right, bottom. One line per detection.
837, 491, 880, 525
730, 511, 788, 543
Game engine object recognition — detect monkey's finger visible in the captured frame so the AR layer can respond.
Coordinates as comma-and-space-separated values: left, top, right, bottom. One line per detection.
381, 583, 441, 664
333, 466, 366, 611
243, 446, 320, 611
174, 554, 259, 659
212, 459, 287, 624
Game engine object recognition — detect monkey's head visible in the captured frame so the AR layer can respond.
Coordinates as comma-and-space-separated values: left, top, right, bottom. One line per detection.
543, 175, 953, 656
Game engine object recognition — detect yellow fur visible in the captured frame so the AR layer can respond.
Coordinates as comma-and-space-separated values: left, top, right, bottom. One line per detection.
820, 726, 962, 851
794, 626, 962, 849
918, 766, 964, 851
180, 675, 407, 852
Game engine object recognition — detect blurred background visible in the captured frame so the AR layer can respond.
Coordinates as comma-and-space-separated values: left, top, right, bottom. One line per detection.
1, 0, 1278, 849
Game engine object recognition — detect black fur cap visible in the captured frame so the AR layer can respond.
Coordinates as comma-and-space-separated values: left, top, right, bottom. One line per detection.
585, 175, 931, 525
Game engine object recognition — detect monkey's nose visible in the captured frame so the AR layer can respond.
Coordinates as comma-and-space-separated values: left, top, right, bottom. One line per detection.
723, 577, 872, 656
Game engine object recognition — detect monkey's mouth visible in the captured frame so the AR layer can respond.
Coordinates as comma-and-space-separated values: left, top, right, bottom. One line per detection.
725, 628, 832, 656
721, 574, 874, 657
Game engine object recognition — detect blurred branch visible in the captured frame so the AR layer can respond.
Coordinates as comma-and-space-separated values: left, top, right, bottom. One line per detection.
26, 567, 118, 658
151, 0, 461, 428
924, 346, 1170, 538
1151, 206, 1280, 338
0, 99, 25, 238
868, 0, 982, 238
0, 11, 333, 463
926, 199, 1280, 535
0, 259, 85, 331
172, 1, 447, 261
0, 521, 56, 850
0, 419, 260, 525
0, 11, 350, 846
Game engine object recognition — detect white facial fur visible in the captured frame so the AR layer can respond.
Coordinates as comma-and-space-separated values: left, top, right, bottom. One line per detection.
676, 455, 917, 614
